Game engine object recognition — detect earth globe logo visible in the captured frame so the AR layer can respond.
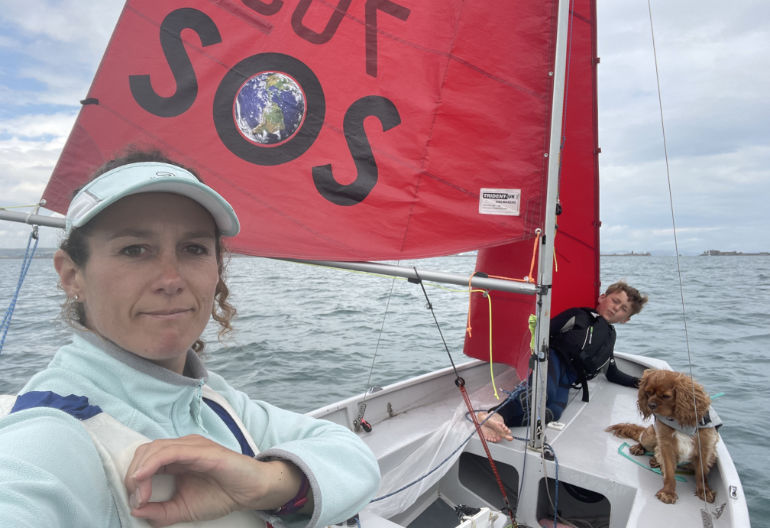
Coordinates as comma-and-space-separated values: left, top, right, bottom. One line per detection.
235, 71, 306, 146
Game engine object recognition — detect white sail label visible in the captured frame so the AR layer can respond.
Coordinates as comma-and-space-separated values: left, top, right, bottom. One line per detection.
479, 188, 521, 216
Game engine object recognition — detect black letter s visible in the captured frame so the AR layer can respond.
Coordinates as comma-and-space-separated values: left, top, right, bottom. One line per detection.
129, 8, 222, 117
313, 96, 400, 206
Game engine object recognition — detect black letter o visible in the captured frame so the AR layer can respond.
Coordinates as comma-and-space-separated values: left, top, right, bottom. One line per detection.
213, 53, 325, 166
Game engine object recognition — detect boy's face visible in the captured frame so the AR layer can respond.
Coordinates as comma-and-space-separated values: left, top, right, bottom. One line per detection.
596, 290, 632, 324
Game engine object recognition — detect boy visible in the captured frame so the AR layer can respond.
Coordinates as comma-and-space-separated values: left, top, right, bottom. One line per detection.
480, 281, 648, 442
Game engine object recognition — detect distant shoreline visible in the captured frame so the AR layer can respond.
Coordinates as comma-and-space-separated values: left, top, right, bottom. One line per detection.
699, 250, 770, 256
603, 251, 770, 257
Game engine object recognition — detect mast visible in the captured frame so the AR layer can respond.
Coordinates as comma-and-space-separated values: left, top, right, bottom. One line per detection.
528, 0, 572, 450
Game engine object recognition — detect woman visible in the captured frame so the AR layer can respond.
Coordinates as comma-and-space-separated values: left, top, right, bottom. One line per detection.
0, 150, 380, 527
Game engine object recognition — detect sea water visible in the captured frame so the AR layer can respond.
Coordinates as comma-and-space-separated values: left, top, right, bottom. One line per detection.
0, 253, 767, 524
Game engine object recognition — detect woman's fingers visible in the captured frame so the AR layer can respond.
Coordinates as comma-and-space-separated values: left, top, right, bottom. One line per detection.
125, 435, 252, 523
128, 435, 214, 480
124, 435, 309, 525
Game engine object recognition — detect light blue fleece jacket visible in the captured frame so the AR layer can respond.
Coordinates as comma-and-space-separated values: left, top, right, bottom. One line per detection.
0, 329, 380, 528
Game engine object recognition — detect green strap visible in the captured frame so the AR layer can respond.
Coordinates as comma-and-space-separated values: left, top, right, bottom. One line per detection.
616, 442, 687, 482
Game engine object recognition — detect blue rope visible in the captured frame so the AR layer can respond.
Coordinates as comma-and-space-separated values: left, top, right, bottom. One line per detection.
0, 228, 39, 354
545, 442, 560, 528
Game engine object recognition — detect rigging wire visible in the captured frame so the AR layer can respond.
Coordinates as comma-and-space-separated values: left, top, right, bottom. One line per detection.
363, 275, 398, 393
353, 274, 398, 432
319, 257, 526, 516
0, 227, 39, 355
646, 0, 713, 514
352, 264, 484, 428
411, 268, 517, 523
413, 269, 457, 374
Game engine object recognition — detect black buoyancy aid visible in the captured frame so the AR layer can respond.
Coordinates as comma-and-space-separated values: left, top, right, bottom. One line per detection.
550, 307, 615, 402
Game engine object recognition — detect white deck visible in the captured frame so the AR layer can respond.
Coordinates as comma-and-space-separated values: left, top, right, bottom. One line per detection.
313, 353, 751, 528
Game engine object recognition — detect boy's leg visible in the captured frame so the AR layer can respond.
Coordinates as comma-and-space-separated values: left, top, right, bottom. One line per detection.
486, 380, 530, 427
544, 352, 573, 423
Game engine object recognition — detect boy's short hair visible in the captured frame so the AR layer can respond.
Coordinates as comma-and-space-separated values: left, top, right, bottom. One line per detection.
605, 281, 648, 318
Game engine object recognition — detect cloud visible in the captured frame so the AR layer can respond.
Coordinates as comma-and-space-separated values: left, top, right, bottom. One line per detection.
0, 112, 78, 140
597, 0, 770, 254
600, 143, 770, 255
0, 113, 79, 209
0, 1, 120, 53
0, 1, 123, 248
0, 1, 122, 111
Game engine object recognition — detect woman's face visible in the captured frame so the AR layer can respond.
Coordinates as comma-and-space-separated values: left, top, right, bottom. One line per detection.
58, 192, 220, 373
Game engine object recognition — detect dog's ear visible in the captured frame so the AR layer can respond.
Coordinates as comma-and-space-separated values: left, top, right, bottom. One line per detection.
674, 373, 710, 426
637, 369, 653, 418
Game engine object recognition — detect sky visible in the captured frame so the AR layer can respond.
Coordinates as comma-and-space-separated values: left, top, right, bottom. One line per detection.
0, 1, 768, 255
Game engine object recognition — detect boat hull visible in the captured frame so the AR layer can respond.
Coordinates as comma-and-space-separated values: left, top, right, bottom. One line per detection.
311, 353, 751, 528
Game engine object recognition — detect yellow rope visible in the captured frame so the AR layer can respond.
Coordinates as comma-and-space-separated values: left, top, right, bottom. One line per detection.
528, 315, 537, 352
484, 290, 499, 399
552, 229, 558, 272
462, 233, 546, 399
465, 273, 481, 338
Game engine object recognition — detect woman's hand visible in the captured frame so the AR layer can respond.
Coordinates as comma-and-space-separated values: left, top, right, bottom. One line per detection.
125, 435, 309, 527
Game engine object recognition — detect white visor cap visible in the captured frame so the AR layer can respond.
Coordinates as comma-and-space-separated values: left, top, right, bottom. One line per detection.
65, 161, 240, 237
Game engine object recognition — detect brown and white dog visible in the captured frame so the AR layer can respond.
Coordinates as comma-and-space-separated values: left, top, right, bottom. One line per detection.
606, 369, 720, 504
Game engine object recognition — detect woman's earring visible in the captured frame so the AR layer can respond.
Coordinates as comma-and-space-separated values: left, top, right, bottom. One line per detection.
73, 294, 79, 301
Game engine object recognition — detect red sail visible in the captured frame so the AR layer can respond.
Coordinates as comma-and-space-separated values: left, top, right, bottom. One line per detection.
43, 0, 558, 261
464, 0, 600, 372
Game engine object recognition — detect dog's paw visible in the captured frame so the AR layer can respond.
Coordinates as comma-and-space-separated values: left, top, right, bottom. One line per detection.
656, 489, 678, 504
629, 443, 646, 456
696, 487, 716, 503
649, 456, 660, 468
